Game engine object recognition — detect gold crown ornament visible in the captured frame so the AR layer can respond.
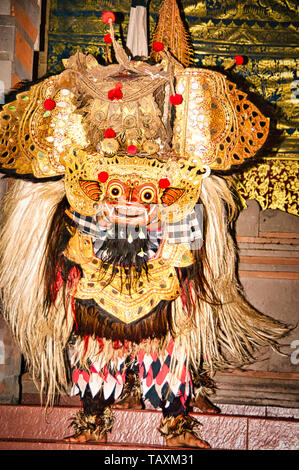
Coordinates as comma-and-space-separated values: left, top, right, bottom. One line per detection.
0, 9, 269, 223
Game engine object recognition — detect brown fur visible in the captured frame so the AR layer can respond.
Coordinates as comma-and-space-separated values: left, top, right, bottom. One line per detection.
74, 298, 173, 344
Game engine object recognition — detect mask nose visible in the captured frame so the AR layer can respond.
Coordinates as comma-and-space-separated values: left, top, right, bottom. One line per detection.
126, 187, 138, 203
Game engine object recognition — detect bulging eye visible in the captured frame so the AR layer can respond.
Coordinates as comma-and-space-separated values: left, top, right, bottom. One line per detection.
140, 187, 156, 203
108, 183, 123, 198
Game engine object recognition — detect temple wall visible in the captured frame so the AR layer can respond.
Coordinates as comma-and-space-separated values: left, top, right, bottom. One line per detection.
213, 201, 299, 407
0, 0, 41, 92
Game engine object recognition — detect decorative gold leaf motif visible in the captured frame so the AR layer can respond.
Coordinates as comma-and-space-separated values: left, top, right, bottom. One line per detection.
173, 69, 269, 171
161, 187, 185, 205
79, 179, 102, 201
0, 91, 37, 175
235, 158, 299, 216
0, 79, 88, 178
150, 0, 193, 67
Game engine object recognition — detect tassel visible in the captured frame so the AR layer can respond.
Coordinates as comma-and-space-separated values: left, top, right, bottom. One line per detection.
158, 414, 202, 440
67, 266, 81, 331
84, 335, 90, 356
70, 407, 115, 440
51, 266, 64, 303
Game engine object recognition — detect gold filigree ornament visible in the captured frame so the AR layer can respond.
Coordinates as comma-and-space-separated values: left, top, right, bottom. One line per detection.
143, 140, 160, 154
173, 68, 269, 171
150, 0, 193, 67
0, 79, 88, 178
0, 19, 269, 214
100, 138, 119, 154
236, 158, 299, 216
64, 229, 193, 324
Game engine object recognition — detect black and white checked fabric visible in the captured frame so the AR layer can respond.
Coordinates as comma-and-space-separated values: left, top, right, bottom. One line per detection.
69, 207, 203, 246
166, 210, 203, 244
70, 213, 108, 240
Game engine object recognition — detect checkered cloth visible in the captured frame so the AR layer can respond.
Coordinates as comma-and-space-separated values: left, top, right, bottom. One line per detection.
68, 207, 203, 246
69, 212, 109, 240
166, 209, 203, 244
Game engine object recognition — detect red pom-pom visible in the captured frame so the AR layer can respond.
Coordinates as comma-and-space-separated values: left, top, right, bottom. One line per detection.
108, 87, 123, 101
127, 145, 137, 154
104, 128, 116, 138
43, 98, 56, 111
159, 178, 171, 189
104, 34, 112, 44
102, 11, 115, 24
108, 89, 115, 100
98, 171, 109, 183
170, 94, 182, 106
153, 41, 164, 52
235, 55, 244, 66
114, 88, 123, 99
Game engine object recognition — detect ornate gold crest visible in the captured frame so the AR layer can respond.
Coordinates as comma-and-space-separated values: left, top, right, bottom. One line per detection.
64, 229, 194, 324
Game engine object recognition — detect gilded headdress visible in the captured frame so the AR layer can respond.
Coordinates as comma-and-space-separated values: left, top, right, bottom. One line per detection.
0, 4, 269, 222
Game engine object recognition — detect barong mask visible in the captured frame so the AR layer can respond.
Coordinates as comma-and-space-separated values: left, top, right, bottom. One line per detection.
0, 19, 270, 325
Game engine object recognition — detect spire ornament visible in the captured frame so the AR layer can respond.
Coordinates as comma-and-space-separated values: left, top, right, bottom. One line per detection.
150, 0, 193, 67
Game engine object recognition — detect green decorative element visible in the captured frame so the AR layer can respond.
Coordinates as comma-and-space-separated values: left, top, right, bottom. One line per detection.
37, 151, 45, 158
21, 95, 29, 101
8, 105, 16, 111
43, 110, 51, 117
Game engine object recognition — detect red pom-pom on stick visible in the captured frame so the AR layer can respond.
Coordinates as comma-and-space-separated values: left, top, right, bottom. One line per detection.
170, 94, 182, 106
235, 55, 244, 66
98, 171, 109, 183
104, 34, 112, 44
43, 98, 56, 111
102, 11, 115, 24
104, 128, 116, 138
153, 41, 164, 52
159, 178, 171, 189
127, 145, 137, 154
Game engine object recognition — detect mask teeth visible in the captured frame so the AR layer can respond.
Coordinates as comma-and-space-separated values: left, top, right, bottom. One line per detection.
105, 203, 114, 217
137, 248, 145, 257
127, 232, 134, 244
139, 229, 146, 240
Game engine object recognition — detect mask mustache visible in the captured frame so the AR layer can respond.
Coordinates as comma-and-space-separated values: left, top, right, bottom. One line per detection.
96, 202, 159, 226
